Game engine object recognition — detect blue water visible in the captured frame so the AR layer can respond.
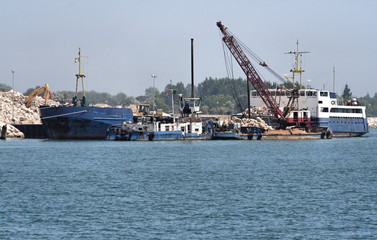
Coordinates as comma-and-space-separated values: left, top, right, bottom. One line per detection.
1, 129, 377, 239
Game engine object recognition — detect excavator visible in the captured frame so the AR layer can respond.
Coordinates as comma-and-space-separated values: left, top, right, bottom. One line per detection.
25, 84, 51, 107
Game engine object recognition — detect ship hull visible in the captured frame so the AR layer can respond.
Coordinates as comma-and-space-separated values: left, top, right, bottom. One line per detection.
316, 117, 368, 137
39, 106, 133, 140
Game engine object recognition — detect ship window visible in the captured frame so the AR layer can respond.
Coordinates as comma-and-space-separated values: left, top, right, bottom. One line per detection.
318, 101, 323, 104
195, 128, 199, 132
181, 126, 185, 132
320, 92, 328, 97
330, 92, 337, 99
276, 91, 285, 96
321, 107, 329, 112
307, 91, 317, 97
165, 125, 170, 131
330, 108, 362, 113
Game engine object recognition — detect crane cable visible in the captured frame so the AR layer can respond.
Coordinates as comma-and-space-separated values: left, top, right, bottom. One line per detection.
220, 31, 244, 112
229, 30, 286, 83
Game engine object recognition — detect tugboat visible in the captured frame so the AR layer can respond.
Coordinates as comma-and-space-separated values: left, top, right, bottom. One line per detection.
106, 98, 214, 141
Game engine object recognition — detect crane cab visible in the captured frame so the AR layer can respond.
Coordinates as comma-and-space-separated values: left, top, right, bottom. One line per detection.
179, 95, 202, 117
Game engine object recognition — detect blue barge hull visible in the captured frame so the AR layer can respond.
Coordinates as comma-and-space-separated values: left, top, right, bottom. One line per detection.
39, 106, 133, 140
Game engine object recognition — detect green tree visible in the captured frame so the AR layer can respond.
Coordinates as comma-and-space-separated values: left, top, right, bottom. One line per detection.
201, 94, 234, 114
135, 95, 147, 104
144, 87, 159, 99
342, 84, 352, 100
114, 92, 135, 107
154, 97, 170, 112
0, 83, 11, 92
54, 91, 75, 103
23, 86, 41, 96
197, 77, 250, 113
359, 92, 377, 117
174, 82, 189, 96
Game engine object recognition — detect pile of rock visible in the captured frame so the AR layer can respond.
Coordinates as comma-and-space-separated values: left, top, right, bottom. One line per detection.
91, 103, 112, 108
231, 116, 274, 131
0, 90, 59, 125
369, 117, 377, 128
0, 90, 60, 138
242, 106, 271, 116
0, 123, 24, 138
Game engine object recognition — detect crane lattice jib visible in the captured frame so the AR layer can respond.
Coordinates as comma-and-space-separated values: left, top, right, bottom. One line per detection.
216, 21, 286, 120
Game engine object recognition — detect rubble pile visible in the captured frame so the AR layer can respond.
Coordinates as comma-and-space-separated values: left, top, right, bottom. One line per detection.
91, 103, 112, 108
242, 106, 271, 116
232, 116, 274, 131
0, 90, 60, 138
0, 91, 59, 125
0, 123, 24, 138
369, 117, 377, 128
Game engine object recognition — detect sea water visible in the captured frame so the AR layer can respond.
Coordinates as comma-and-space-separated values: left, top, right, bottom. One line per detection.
1, 129, 376, 239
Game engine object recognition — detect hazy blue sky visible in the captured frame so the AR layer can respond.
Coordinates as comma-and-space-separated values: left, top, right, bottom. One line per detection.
1, 0, 376, 97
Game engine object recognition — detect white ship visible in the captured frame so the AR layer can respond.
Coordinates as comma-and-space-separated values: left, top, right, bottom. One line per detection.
250, 88, 368, 137
249, 42, 368, 137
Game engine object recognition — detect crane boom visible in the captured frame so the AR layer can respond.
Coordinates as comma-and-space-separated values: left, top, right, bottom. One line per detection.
216, 21, 286, 121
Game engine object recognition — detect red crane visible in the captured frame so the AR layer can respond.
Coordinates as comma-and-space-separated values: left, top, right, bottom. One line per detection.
216, 21, 286, 121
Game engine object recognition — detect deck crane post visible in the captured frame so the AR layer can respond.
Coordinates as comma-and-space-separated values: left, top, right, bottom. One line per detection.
216, 21, 286, 123
285, 40, 309, 89
73, 48, 86, 107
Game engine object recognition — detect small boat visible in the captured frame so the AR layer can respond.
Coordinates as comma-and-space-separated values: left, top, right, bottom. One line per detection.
212, 125, 264, 140
106, 114, 213, 141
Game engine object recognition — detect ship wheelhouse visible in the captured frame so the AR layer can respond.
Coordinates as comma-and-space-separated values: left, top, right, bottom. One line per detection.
251, 88, 337, 117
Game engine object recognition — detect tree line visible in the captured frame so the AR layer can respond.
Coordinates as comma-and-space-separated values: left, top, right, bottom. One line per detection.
1, 80, 377, 116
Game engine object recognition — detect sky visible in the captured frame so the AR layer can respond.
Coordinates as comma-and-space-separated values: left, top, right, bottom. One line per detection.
1, 0, 376, 97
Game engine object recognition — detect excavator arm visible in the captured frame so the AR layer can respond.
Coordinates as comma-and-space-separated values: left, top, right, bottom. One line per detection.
216, 21, 286, 121
25, 84, 50, 107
